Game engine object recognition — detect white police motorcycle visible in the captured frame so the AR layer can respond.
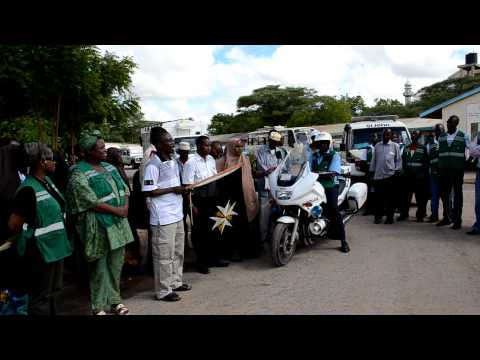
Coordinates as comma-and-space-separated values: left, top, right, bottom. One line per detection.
269, 147, 367, 266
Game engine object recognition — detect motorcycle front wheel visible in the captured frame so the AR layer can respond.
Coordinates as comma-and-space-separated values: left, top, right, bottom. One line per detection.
271, 223, 297, 266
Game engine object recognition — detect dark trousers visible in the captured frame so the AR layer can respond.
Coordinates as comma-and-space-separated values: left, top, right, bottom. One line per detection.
374, 175, 397, 221
25, 244, 64, 315
399, 176, 429, 219
439, 170, 464, 224
325, 186, 346, 241
191, 196, 221, 266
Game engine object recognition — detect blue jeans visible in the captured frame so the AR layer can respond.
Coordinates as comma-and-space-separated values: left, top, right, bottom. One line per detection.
473, 169, 480, 231
430, 175, 440, 219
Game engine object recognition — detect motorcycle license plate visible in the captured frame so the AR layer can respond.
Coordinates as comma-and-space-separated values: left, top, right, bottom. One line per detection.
280, 173, 292, 181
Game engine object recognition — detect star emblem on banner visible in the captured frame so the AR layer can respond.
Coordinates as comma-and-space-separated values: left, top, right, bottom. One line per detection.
210, 200, 238, 234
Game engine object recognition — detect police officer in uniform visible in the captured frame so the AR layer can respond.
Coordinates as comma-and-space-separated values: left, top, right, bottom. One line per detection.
310, 132, 350, 253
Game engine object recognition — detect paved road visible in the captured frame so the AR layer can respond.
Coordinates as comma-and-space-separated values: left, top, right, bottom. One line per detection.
113, 182, 480, 315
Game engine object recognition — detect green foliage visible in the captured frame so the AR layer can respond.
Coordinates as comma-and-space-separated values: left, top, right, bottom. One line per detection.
339, 95, 366, 115
0, 45, 143, 151
209, 85, 351, 135
413, 74, 480, 114
362, 98, 417, 117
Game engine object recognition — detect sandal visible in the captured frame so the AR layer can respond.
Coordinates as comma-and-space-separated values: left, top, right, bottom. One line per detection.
93, 310, 107, 315
111, 303, 129, 315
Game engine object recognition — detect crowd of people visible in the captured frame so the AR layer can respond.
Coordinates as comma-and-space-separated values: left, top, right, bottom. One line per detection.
0, 127, 291, 314
365, 115, 480, 235
1, 113, 479, 315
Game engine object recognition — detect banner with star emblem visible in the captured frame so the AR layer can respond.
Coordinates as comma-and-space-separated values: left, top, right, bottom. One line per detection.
190, 163, 249, 237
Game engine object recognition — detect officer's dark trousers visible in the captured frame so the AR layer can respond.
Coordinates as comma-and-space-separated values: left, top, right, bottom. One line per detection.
439, 170, 464, 224
399, 176, 429, 219
374, 175, 397, 221
325, 186, 346, 241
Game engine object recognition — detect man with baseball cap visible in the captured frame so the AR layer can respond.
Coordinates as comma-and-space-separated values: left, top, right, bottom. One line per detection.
252, 131, 286, 244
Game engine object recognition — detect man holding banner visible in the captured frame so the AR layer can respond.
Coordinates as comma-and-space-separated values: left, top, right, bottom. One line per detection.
186, 138, 259, 268
183, 136, 229, 274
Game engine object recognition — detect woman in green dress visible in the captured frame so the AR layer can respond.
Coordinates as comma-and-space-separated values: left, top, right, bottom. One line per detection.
7, 142, 72, 315
66, 131, 134, 315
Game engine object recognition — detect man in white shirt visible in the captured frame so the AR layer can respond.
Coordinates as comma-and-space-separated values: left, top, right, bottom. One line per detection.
142, 127, 191, 302
182, 135, 228, 274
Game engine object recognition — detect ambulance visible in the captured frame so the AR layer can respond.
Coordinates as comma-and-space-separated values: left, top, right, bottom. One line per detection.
341, 115, 411, 179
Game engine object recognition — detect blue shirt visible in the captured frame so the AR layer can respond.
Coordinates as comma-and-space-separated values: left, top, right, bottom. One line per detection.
309, 149, 342, 174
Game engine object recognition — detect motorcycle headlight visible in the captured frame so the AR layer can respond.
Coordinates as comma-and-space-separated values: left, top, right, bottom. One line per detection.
310, 205, 322, 218
276, 190, 292, 200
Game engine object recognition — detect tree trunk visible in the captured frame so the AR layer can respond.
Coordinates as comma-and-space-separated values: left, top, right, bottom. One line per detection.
33, 97, 43, 143
53, 95, 62, 150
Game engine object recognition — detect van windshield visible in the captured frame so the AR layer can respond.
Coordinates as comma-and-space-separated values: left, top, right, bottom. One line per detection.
294, 130, 309, 145
174, 137, 197, 149
352, 127, 410, 149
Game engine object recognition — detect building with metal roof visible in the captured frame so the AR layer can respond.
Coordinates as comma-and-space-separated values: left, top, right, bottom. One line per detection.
419, 86, 480, 140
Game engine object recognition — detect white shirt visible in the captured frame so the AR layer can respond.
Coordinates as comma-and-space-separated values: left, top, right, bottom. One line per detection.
446, 130, 458, 146
445, 129, 470, 157
470, 136, 480, 168
182, 153, 217, 185
142, 155, 183, 226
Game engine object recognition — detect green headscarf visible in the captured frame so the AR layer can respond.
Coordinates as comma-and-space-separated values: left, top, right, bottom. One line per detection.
78, 130, 102, 152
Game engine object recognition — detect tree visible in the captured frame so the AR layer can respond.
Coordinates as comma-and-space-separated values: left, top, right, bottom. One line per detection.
0, 45, 143, 151
287, 96, 351, 127
362, 98, 417, 118
339, 95, 366, 115
209, 85, 352, 134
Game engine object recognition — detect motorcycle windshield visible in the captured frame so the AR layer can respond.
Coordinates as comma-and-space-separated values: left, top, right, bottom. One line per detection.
276, 147, 309, 187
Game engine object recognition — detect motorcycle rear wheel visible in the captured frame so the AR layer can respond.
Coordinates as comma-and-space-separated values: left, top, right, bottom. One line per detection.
271, 223, 297, 266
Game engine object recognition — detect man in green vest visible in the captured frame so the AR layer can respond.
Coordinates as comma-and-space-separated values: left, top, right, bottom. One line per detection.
427, 123, 449, 223
437, 115, 470, 230
397, 131, 429, 222
310, 132, 350, 253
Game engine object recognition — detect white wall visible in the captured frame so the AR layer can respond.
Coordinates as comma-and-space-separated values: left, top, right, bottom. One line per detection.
442, 92, 480, 140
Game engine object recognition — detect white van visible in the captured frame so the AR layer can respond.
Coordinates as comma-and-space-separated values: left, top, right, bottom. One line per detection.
247, 126, 314, 148
105, 142, 143, 168
342, 115, 411, 178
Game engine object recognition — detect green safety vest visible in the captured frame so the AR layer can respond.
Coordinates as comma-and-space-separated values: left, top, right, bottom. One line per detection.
438, 130, 466, 171
16, 176, 72, 263
402, 143, 428, 178
75, 161, 127, 229
429, 142, 440, 176
311, 150, 336, 189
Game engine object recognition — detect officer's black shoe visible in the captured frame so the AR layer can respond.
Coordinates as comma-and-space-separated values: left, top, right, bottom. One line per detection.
436, 219, 451, 227
451, 223, 462, 230
416, 217, 424, 223
427, 217, 439, 223
385, 218, 394, 224
396, 215, 407, 221
466, 229, 480, 235
340, 241, 350, 253
374, 218, 382, 224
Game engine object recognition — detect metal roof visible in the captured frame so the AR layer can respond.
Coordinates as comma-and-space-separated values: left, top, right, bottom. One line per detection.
419, 86, 480, 119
